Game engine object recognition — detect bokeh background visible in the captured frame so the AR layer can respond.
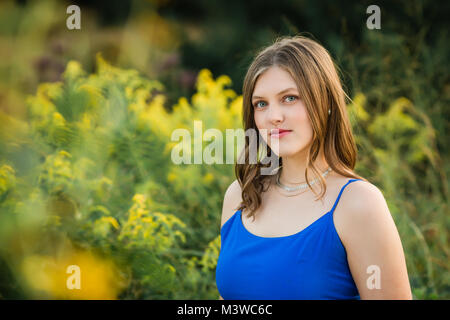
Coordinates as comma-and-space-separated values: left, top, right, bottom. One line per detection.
0, 0, 448, 299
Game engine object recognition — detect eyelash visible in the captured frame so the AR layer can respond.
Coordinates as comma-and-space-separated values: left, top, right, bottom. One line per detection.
253, 95, 298, 109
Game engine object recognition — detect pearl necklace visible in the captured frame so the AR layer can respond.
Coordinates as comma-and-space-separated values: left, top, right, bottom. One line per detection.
276, 167, 332, 192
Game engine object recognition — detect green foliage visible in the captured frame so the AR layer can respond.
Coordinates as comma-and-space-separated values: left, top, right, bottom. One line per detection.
0, 55, 243, 299
348, 93, 449, 299
0, 0, 447, 300
0, 37, 448, 300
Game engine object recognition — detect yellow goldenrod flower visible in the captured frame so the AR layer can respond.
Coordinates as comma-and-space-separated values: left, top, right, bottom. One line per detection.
20, 249, 127, 299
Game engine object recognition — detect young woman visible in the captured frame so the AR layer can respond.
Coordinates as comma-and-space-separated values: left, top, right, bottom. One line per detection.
215, 35, 412, 300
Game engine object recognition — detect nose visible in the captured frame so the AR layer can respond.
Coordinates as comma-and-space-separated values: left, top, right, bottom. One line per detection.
267, 104, 284, 124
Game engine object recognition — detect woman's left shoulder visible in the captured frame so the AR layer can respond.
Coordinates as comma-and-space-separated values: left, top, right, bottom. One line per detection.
336, 176, 392, 226
346, 178, 386, 206
330, 173, 384, 203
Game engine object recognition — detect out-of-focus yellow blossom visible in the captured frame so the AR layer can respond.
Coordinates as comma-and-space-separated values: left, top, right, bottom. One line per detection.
119, 194, 187, 253
172, 97, 194, 125
368, 96, 437, 167
78, 113, 93, 131
229, 95, 243, 119
38, 150, 73, 193
128, 88, 151, 116
88, 205, 111, 217
125, 86, 134, 99
101, 216, 120, 229
347, 93, 370, 124
137, 94, 172, 137
26, 89, 57, 120
20, 248, 127, 299
195, 69, 215, 93
0, 164, 16, 198
369, 97, 418, 138
38, 82, 63, 101
94, 216, 120, 238
185, 68, 243, 135
167, 172, 177, 182
202, 172, 214, 185
79, 83, 105, 108
52, 112, 66, 126
199, 235, 221, 273
63, 60, 86, 81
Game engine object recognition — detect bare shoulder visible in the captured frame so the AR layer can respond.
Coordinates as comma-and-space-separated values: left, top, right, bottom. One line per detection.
339, 178, 387, 215
221, 179, 243, 228
333, 178, 393, 244
332, 177, 412, 299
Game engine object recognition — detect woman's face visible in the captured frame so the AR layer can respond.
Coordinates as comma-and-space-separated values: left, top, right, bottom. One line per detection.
252, 66, 313, 158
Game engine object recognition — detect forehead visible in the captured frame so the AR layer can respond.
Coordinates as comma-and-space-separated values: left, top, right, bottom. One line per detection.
252, 66, 297, 97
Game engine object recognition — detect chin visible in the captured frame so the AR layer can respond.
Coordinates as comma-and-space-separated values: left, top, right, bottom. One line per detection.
272, 144, 308, 158
268, 145, 295, 157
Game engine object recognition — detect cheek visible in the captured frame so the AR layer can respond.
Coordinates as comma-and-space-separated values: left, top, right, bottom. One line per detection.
290, 105, 313, 140
253, 112, 268, 140
292, 103, 309, 122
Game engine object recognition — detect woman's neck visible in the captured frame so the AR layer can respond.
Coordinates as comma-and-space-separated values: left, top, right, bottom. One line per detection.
278, 152, 330, 186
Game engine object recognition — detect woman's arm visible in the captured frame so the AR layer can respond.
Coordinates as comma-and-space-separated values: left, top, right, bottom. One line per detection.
336, 181, 413, 299
217, 180, 241, 301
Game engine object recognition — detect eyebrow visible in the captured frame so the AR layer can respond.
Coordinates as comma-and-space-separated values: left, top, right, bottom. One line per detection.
252, 87, 298, 100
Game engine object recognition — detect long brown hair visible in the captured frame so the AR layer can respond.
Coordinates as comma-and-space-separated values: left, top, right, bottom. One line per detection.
235, 34, 367, 222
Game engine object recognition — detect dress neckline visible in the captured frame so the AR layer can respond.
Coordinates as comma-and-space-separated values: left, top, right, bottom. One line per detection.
220, 178, 361, 240
238, 209, 332, 240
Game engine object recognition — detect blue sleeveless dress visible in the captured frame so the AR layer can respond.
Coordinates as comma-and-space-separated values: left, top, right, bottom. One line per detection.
216, 178, 362, 300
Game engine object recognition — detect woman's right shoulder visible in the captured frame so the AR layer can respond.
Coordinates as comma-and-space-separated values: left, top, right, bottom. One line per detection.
221, 179, 243, 228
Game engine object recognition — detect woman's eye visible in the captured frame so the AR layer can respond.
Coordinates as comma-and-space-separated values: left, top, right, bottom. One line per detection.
285, 95, 297, 102
254, 101, 266, 108
254, 96, 297, 108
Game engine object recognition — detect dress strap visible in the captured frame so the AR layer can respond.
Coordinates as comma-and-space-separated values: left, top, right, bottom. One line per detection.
330, 179, 361, 214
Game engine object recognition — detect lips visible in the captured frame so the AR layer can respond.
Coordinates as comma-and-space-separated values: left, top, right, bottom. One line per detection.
270, 129, 292, 135
270, 128, 292, 139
